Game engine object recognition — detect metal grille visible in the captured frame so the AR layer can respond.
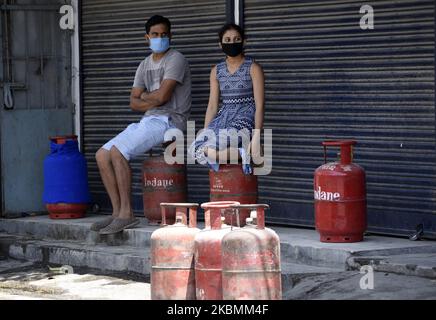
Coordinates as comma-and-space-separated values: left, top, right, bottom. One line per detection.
245, 0, 436, 236
81, 0, 226, 214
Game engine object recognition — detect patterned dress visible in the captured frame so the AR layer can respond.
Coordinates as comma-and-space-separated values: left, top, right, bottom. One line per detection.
190, 56, 256, 174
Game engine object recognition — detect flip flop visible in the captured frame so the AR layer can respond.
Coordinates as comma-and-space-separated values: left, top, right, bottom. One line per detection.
99, 217, 140, 235
90, 217, 114, 231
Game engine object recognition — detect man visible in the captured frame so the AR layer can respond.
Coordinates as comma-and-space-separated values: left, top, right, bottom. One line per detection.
91, 15, 191, 234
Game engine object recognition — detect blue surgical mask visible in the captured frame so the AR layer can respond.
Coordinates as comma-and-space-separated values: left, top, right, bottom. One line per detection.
149, 37, 170, 53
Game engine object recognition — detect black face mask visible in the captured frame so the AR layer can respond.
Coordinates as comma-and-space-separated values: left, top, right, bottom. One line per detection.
221, 42, 243, 57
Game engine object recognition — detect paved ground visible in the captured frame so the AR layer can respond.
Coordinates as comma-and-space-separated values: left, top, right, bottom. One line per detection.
0, 260, 150, 300
283, 271, 436, 300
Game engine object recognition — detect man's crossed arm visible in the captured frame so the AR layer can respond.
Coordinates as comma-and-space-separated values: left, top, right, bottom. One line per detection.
130, 79, 178, 112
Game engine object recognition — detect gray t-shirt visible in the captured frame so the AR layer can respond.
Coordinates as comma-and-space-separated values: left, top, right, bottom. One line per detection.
133, 49, 191, 131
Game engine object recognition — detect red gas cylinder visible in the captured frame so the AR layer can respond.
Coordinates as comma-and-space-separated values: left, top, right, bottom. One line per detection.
209, 164, 257, 226
314, 140, 367, 242
222, 204, 282, 300
143, 153, 187, 225
150, 202, 199, 300
194, 201, 240, 300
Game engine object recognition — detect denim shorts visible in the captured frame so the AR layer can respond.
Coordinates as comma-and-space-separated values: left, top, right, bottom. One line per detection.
102, 115, 175, 161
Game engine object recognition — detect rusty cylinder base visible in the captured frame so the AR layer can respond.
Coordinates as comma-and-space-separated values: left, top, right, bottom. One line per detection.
46, 203, 87, 219
319, 234, 364, 243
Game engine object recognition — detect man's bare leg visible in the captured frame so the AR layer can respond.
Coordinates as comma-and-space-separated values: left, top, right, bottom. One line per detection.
95, 148, 121, 218
109, 146, 133, 220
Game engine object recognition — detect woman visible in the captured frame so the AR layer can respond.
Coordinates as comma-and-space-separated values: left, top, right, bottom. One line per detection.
190, 23, 265, 174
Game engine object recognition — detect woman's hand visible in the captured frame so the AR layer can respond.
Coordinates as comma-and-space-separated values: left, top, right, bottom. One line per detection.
249, 129, 263, 164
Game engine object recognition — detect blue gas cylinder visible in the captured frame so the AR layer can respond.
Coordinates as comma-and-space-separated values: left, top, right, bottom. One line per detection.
43, 135, 91, 219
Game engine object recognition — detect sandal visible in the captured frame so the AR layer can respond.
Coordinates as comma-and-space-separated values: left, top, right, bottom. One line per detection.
99, 217, 140, 235
90, 217, 114, 232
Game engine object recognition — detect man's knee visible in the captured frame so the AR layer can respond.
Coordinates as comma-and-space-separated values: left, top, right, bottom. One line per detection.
110, 146, 127, 162
96, 148, 110, 166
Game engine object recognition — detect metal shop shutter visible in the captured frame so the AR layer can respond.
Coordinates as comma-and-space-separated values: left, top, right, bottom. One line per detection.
81, 1, 225, 215
244, 0, 436, 237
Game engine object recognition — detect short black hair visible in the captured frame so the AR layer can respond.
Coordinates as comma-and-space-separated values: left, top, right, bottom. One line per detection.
218, 23, 245, 43
145, 15, 171, 34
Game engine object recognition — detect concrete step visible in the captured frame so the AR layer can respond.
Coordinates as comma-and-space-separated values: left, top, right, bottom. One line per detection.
278, 227, 436, 268
347, 253, 436, 279
1, 215, 436, 270
0, 256, 34, 274
0, 233, 150, 277
0, 215, 154, 248
0, 233, 339, 277
281, 262, 341, 275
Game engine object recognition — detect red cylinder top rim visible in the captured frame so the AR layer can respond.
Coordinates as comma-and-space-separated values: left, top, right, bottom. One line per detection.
50, 135, 78, 144
322, 140, 356, 147
50, 135, 78, 141
160, 202, 198, 208
230, 203, 269, 210
201, 201, 241, 209
208, 163, 245, 168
